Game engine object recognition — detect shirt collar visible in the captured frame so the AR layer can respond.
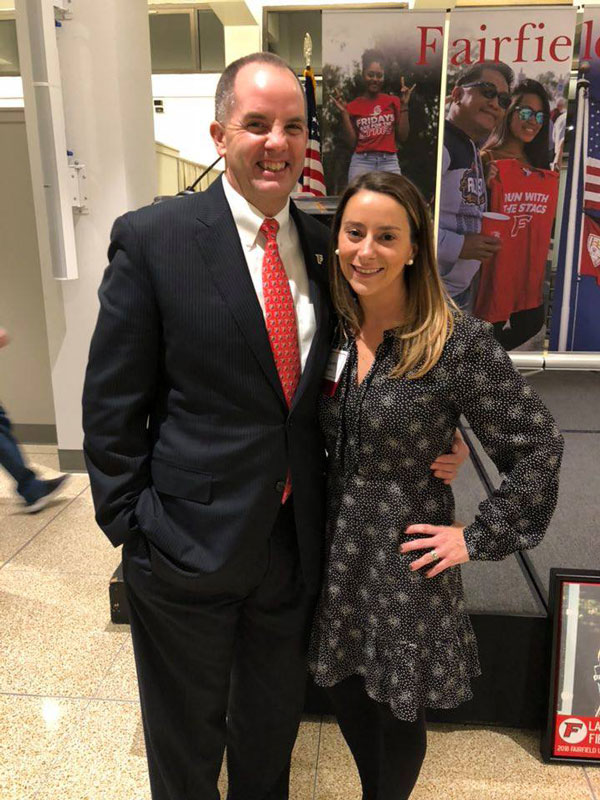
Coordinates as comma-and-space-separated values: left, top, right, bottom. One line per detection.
222, 174, 292, 250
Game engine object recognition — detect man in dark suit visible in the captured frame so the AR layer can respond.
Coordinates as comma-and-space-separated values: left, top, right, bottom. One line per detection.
83, 53, 331, 800
83, 52, 466, 800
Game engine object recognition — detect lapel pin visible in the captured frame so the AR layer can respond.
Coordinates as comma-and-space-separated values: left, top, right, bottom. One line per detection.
315, 254, 324, 265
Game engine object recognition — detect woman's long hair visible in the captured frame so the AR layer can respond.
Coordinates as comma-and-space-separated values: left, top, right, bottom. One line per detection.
483, 79, 551, 169
329, 172, 455, 380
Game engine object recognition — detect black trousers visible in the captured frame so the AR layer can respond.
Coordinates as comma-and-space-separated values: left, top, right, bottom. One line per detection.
122, 500, 315, 800
327, 675, 427, 800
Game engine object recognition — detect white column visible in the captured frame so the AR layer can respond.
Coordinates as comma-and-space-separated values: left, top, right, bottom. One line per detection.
209, 1, 260, 63
16, 0, 156, 467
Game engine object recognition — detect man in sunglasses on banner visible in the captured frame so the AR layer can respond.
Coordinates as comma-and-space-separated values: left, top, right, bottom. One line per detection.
439, 60, 514, 309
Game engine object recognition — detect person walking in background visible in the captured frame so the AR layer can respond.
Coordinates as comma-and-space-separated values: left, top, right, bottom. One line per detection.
332, 48, 414, 185
438, 61, 513, 309
310, 172, 563, 800
477, 79, 559, 350
0, 327, 70, 512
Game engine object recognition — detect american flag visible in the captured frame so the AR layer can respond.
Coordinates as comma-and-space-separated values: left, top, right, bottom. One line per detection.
298, 66, 326, 197
584, 96, 600, 213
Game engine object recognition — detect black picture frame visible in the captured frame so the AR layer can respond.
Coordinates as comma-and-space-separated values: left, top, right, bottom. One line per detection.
542, 568, 600, 765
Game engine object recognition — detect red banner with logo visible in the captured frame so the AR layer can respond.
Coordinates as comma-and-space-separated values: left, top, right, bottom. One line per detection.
580, 214, 600, 286
553, 715, 600, 759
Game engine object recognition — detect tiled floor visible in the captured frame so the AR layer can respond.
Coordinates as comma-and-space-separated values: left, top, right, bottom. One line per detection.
1, 447, 598, 799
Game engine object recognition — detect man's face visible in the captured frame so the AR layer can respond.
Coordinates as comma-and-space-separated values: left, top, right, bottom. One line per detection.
451, 68, 510, 141
210, 63, 308, 217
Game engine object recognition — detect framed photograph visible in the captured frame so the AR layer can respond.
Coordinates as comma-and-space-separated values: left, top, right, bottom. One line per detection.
542, 568, 600, 765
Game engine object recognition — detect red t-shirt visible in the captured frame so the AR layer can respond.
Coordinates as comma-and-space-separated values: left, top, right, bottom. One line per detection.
345, 94, 401, 154
473, 159, 559, 323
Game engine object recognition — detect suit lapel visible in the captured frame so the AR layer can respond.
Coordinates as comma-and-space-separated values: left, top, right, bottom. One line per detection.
193, 180, 285, 405
290, 204, 330, 411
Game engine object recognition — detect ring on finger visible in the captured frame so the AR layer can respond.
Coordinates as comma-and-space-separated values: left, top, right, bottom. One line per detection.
429, 549, 440, 562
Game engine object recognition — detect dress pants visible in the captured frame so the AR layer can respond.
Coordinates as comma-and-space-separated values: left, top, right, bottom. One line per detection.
122, 500, 316, 800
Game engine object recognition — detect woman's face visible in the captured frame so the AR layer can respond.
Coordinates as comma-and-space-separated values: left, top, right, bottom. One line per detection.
509, 92, 545, 144
337, 189, 416, 302
363, 62, 384, 95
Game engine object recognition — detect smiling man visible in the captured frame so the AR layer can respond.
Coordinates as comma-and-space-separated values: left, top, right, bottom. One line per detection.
83, 53, 332, 800
438, 60, 514, 309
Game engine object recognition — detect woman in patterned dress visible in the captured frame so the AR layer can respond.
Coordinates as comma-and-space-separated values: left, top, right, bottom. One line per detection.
309, 171, 563, 799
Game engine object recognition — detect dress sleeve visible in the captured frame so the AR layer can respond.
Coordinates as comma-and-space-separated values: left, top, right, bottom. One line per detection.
453, 319, 564, 561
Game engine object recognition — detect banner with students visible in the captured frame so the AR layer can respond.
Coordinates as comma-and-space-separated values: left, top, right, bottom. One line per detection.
439, 7, 576, 351
321, 9, 445, 204
550, 6, 600, 352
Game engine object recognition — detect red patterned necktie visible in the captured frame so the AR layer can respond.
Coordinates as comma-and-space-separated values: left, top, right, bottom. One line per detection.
260, 217, 301, 503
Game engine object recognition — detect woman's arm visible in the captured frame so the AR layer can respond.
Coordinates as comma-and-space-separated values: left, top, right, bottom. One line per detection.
452, 320, 563, 561
481, 150, 499, 189
394, 78, 414, 144
401, 319, 563, 574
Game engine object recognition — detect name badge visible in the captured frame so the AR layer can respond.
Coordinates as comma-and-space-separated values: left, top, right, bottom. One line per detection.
322, 347, 349, 397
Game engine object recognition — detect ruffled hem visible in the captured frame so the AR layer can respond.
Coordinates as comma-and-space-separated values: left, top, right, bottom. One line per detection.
309, 626, 481, 721
312, 663, 481, 721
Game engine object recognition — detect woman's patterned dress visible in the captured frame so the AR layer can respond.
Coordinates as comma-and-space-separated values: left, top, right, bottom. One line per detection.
309, 314, 563, 720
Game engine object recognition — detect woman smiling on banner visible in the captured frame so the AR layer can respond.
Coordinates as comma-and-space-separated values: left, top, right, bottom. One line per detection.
332, 48, 414, 185
477, 79, 559, 350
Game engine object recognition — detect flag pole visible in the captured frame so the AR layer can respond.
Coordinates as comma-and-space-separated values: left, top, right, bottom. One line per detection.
569, 70, 591, 349
303, 32, 312, 69
558, 67, 590, 351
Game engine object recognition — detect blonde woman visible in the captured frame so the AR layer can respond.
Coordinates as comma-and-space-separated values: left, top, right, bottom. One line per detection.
309, 172, 563, 799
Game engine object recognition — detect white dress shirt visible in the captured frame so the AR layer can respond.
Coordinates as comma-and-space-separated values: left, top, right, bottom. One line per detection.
222, 175, 317, 372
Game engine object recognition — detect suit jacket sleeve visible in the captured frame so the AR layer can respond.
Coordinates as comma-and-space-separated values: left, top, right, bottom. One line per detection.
82, 213, 160, 546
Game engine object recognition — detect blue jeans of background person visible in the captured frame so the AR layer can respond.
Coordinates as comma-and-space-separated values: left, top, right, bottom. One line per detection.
347, 151, 401, 184
0, 404, 46, 503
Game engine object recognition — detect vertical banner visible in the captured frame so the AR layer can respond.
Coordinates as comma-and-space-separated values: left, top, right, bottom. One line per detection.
550, 8, 600, 352
439, 8, 576, 351
322, 9, 445, 204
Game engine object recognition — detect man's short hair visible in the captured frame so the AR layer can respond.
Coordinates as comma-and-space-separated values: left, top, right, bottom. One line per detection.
454, 60, 514, 92
214, 52, 305, 124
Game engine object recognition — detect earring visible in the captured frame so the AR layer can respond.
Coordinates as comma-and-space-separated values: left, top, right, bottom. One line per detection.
334, 248, 340, 256
407, 258, 414, 265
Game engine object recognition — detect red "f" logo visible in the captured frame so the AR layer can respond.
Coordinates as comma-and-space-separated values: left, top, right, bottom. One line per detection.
510, 215, 533, 237
564, 721, 583, 738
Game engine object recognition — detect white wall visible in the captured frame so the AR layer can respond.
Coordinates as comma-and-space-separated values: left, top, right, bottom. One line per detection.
0, 73, 222, 169
0, 110, 54, 426
152, 73, 222, 168
16, 0, 156, 456
0, 76, 22, 107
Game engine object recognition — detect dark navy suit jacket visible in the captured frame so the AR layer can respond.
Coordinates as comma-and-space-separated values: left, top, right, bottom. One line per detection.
82, 177, 332, 592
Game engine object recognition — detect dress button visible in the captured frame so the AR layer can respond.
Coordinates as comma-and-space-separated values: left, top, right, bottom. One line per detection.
275, 480, 286, 493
